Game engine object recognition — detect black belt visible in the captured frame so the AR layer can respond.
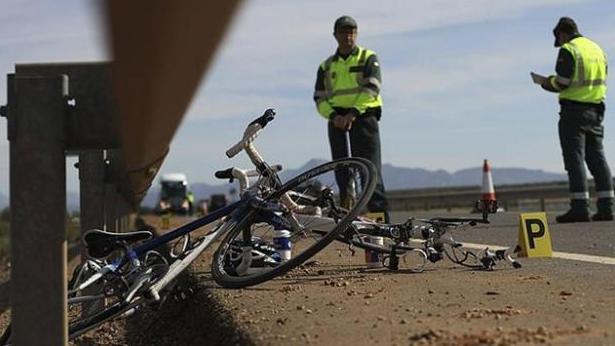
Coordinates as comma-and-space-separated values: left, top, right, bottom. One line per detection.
332, 107, 381, 118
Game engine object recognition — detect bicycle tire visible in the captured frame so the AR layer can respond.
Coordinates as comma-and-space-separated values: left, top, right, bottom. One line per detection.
443, 244, 482, 268
67, 249, 170, 339
65, 261, 129, 340
212, 157, 377, 288
68, 300, 143, 339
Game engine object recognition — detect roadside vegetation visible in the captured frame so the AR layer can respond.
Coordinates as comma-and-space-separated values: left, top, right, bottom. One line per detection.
0, 207, 81, 264
0, 207, 9, 262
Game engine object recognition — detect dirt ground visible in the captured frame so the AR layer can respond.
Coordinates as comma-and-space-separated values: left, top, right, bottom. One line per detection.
0, 214, 614, 345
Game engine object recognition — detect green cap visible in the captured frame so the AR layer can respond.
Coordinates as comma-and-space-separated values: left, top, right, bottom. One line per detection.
334, 16, 357, 31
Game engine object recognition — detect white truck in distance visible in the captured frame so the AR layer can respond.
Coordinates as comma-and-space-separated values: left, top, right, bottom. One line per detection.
157, 173, 193, 215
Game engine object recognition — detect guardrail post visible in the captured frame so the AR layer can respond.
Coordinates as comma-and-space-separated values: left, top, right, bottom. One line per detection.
103, 149, 133, 232
540, 198, 546, 212
8, 74, 69, 345
77, 150, 107, 315
79, 150, 106, 246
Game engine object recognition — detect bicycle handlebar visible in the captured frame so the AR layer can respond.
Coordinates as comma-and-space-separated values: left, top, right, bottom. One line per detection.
226, 109, 276, 158
214, 164, 283, 181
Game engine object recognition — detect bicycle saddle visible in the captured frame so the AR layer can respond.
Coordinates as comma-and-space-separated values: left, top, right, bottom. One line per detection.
83, 229, 153, 259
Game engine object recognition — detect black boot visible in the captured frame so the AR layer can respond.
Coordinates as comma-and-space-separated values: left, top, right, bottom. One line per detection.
556, 199, 589, 223
556, 210, 590, 223
591, 212, 613, 221
592, 197, 613, 221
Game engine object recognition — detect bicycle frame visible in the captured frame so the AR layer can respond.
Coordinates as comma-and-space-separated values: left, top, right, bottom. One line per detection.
146, 200, 251, 299
134, 200, 245, 256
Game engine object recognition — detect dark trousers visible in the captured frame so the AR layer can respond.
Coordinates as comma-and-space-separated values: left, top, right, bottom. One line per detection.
328, 113, 390, 221
558, 101, 613, 213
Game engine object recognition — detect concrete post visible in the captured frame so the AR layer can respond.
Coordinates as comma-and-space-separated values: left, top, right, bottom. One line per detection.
9, 75, 69, 345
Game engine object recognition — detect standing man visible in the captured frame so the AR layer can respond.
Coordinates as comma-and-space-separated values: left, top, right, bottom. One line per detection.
313, 15, 390, 222
535, 17, 613, 222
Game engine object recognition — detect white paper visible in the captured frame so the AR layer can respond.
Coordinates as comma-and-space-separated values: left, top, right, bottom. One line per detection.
531, 72, 548, 85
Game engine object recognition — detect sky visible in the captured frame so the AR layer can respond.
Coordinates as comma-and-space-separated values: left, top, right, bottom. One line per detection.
1, 0, 615, 195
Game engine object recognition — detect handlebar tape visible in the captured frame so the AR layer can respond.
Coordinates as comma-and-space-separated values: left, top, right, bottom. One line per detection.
214, 168, 234, 180
226, 109, 276, 158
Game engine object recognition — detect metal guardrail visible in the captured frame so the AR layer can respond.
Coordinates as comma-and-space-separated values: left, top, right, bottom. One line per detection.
2, 2, 243, 344
106, 1, 241, 205
387, 179, 613, 211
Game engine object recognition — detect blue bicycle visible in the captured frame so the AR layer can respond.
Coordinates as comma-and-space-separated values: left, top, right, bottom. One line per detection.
0, 109, 377, 342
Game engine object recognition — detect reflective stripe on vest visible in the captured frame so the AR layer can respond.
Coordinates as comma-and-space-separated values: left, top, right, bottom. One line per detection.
559, 37, 607, 103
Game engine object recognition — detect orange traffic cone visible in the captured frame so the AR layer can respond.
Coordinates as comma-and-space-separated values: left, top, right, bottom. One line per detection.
482, 159, 496, 202
477, 159, 498, 219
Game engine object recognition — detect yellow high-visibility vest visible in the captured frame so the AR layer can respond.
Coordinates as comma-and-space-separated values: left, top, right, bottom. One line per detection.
556, 37, 607, 103
315, 46, 383, 119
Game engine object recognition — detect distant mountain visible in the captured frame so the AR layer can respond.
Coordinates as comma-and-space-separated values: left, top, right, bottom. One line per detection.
0, 161, 567, 211
382, 164, 567, 190
141, 160, 567, 208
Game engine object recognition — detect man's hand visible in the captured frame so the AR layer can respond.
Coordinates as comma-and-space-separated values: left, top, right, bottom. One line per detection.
333, 113, 356, 130
530, 72, 548, 85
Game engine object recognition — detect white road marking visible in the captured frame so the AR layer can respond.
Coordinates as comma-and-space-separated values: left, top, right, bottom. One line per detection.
461, 242, 615, 265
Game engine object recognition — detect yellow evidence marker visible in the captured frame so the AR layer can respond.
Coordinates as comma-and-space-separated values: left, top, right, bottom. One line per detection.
365, 212, 386, 223
517, 212, 552, 257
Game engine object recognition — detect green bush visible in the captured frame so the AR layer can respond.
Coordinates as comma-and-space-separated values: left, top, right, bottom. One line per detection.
0, 207, 9, 222
0, 221, 9, 262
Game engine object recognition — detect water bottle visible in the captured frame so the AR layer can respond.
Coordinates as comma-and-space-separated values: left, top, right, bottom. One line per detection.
273, 229, 292, 261
364, 236, 384, 268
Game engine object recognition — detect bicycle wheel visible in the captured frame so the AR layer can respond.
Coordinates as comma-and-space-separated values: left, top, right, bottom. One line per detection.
65, 259, 136, 340
212, 157, 377, 288
68, 249, 169, 339
443, 244, 481, 268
